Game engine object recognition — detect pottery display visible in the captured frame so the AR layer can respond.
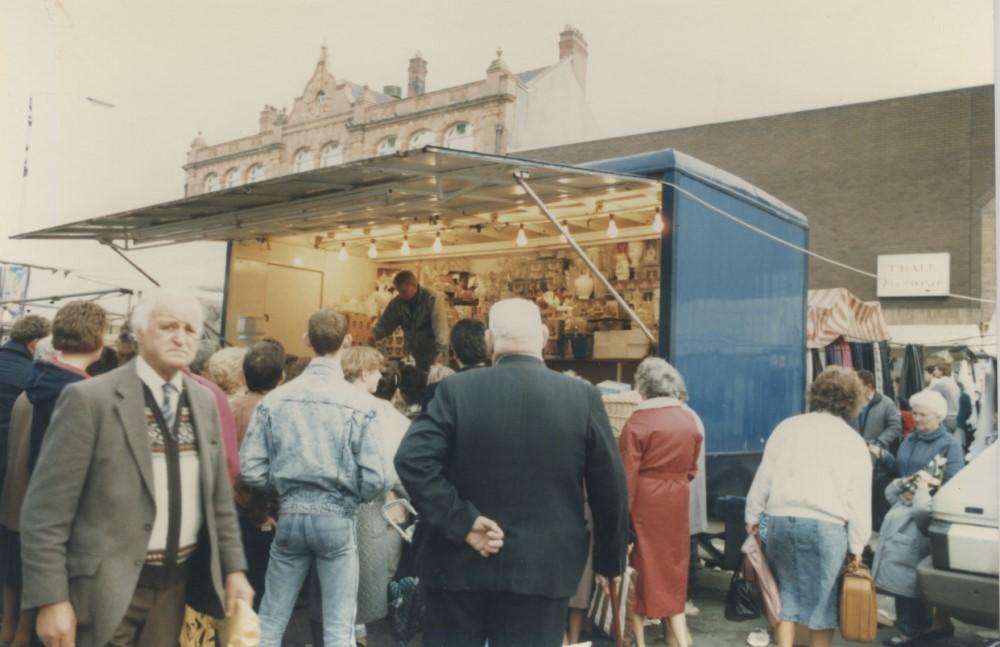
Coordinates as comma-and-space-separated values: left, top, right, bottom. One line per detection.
574, 273, 595, 299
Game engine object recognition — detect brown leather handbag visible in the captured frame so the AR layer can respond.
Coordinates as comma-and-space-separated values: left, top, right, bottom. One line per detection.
839, 558, 878, 643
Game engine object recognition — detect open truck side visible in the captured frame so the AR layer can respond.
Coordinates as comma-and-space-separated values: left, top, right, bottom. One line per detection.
15, 147, 809, 510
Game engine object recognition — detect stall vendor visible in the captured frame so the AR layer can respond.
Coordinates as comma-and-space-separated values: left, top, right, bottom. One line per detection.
373, 270, 450, 370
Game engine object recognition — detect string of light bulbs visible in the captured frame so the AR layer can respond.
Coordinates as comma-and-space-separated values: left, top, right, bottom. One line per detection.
326, 186, 994, 307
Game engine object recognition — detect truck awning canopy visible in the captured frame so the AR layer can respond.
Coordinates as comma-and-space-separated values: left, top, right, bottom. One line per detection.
14, 147, 660, 248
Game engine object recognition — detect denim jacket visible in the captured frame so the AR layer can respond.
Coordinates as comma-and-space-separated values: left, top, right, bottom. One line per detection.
239, 357, 389, 515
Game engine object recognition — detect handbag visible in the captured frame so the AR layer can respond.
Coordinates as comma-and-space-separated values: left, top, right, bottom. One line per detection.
839, 558, 878, 643
724, 556, 762, 621
385, 501, 425, 645
587, 566, 636, 647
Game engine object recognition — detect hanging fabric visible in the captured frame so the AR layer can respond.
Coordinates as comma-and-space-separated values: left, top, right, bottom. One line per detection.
899, 345, 924, 404
861, 344, 876, 372
872, 343, 885, 394
880, 342, 895, 401
840, 341, 854, 369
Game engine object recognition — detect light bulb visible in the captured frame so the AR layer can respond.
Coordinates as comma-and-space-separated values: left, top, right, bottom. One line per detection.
559, 220, 569, 244
400, 235, 411, 256
338, 242, 348, 262
607, 214, 619, 238
516, 224, 528, 247
367, 239, 378, 259
432, 232, 443, 253
651, 210, 664, 234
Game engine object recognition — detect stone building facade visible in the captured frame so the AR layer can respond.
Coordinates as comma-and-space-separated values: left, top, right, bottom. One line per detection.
184, 26, 598, 197
526, 86, 996, 328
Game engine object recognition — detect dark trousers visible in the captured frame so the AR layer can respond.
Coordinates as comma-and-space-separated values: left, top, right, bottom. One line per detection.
108, 565, 189, 647
238, 515, 274, 612
894, 594, 932, 637
423, 588, 569, 647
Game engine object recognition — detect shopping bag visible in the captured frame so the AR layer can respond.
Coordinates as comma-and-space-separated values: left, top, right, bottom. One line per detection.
838, 558, 878, 643
724, 556, 762, 621
587, 566, 635, 647
216, 598, 261, 647
741, 534, 781, 625
179, 606, 216, 646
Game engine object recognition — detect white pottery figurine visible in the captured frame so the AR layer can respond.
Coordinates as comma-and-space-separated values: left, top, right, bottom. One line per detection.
615, 252, 630, 281
627, 241, 644, 269
574, 273, 594, 300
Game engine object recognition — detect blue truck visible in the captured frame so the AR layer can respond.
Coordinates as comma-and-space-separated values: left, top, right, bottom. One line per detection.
585, 149, 809, 504
16, 146, 809, 515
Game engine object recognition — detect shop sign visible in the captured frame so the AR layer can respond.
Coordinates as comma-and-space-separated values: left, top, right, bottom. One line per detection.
876, 253, 950, 297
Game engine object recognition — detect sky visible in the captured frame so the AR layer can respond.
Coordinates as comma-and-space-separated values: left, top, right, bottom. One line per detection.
0, 0, 993, 310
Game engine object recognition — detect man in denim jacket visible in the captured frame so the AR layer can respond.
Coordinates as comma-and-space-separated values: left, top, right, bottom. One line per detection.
240, 308, 390, 646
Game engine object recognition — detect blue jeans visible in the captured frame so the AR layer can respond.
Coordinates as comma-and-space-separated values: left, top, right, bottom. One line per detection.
258, 513, 358, 647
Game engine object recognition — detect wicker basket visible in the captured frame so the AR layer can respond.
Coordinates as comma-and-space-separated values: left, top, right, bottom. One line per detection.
602, 392, 641, 438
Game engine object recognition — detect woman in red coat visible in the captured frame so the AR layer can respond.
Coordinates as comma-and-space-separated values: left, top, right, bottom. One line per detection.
619, 357, 702, 647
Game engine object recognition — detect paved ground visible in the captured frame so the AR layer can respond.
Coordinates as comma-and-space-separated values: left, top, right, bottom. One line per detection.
282, 567, 999, 646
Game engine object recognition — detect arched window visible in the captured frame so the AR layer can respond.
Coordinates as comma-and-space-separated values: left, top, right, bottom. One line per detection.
293, 148, 314, 173
316, 90, 326, 110
444, 122, 474, 150
408, 129, 434, 150
224, 168, 240, 188
204, 173, 219, 193
376, 135, 399, 157
321, 142, 343, 167
247, 163, 266, 183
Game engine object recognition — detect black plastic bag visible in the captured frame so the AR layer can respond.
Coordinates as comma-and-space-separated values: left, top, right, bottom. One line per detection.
724, 557, 762, 621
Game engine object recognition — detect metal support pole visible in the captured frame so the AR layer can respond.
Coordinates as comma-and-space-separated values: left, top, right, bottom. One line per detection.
0, 288, 132, 306
514, 171, 657, 344
101, 240, 161, 287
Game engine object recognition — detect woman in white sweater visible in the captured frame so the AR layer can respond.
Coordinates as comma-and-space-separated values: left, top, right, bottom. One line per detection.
745, 366, 872, 647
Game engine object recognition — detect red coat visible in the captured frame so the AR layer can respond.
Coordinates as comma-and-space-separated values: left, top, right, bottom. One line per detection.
619, 401, 702, 617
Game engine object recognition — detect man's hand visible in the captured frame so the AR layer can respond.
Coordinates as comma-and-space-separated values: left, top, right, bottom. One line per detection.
465, 516, 504, 558
746, 523, 759, 538
36, 601, 76, 647
867, 444, 882, 459
224, 571, 255, 617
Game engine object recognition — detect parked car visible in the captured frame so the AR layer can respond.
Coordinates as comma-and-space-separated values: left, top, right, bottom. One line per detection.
917, 442, 998, 628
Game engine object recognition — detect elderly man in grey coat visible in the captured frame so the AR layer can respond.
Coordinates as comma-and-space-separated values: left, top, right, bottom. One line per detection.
21, 291, 252, 647
854, 369, 903, 530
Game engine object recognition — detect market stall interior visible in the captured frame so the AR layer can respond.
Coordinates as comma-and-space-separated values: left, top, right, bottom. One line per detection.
19, 148, 666, 379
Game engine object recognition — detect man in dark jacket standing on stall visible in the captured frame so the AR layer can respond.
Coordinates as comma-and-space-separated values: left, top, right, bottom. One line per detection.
0, 315, 49, 487
373, 270, 449, 370
395, 298, 629, 647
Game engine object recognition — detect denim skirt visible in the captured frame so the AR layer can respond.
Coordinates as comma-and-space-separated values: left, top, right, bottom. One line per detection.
765, 515, 847, 630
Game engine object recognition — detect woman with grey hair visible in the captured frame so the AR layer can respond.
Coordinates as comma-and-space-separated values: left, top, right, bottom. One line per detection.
619, 357, 702, 647
872, 388, 964, 645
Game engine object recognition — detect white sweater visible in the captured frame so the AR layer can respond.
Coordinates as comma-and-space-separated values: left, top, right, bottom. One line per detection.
745, 412, 873, 555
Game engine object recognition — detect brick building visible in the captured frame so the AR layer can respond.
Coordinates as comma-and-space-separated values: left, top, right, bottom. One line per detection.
184, 25, 597, 197
526, 86, 996, 328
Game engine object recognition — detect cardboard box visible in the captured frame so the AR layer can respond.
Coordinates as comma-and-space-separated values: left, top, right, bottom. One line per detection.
592, 329, 651, 359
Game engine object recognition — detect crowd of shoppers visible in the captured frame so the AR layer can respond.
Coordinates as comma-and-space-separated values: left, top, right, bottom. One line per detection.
0, 293, 984, 647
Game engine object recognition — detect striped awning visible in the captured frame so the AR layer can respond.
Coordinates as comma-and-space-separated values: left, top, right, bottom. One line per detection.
807, 288, 890, 348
